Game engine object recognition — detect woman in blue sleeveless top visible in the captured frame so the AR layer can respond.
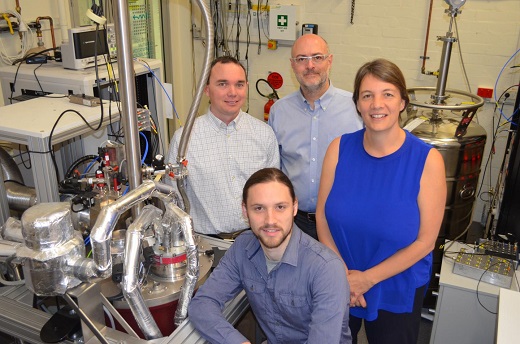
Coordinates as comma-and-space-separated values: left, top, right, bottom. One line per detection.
316, 59, 446, 344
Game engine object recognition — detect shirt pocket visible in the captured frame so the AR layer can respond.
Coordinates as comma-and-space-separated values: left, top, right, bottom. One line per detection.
277, 292, 308, 308
277, 292, 311, 323
243, 277, 267, 314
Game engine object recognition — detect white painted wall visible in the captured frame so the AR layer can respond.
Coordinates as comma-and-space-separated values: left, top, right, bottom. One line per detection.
184, 0, 520, 226
1, 0, 519, 226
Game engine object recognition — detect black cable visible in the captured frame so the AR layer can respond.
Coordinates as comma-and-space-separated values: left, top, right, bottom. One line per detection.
9, 60, 24, 104
255, 78, 279, 99
101, 53, 123, 141
33, 63, 45, 93
65, 154, 100, 179
9, 47, 61, 103
476, 86, 518, 200
48, 109, 104, 184
18, 144, 31, 169
257, 0, 261, 53
32, 63, 67, 99
475, 259, 512, 314
93, 24, 105, 132
235, 0, 241, 60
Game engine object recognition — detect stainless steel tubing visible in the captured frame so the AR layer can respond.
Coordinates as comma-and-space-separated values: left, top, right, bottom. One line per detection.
176, 0, 215, 213
112, 0, 143, 219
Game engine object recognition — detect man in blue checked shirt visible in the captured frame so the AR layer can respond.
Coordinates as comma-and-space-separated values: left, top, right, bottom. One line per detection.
188, 168, 351, 344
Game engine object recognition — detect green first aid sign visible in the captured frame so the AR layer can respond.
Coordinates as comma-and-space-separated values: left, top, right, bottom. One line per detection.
277, 15, 288, 27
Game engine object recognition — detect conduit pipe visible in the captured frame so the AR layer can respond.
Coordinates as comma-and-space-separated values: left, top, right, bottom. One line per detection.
71, 180, 157, 282
35, 16, 57, 54
176, 0, 214, 214
122, 204, 163, 339
0, 146, 37, 212
151, 181, 200, 325
169, 201, 198, 326
421, 0, 435, 75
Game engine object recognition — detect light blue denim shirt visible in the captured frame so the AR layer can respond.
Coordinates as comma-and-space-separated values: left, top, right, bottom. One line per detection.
188, 226, 351, 344
268, 84, 363, 212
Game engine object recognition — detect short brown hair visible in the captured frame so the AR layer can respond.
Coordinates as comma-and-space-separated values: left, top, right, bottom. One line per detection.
352, 58, 409, 115
207, 56, 248, 85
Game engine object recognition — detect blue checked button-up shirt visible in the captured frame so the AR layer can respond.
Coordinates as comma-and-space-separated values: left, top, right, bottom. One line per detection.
268, 84, 363, 212
167, 110, 279, 234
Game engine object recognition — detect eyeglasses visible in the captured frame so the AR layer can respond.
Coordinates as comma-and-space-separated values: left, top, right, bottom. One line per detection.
290, 54, 330, 65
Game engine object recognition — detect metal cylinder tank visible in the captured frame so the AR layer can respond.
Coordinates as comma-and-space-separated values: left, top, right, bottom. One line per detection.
403, 110, 486, 240
403, 106, 486, 310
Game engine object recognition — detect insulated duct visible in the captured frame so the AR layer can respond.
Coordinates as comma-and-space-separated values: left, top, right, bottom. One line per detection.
122, 204, 163, 339
0, 146, 37, 211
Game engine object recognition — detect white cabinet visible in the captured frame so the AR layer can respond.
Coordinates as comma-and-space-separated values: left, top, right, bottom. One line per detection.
430, 241, 519, 344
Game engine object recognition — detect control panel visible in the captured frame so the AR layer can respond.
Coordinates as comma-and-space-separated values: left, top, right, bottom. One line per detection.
452, 246, 515, 288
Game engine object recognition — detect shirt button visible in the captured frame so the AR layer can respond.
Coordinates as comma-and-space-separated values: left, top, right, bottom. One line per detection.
313, 116, 317, 120
311, 158, 316, 162
311, 179, 315, 183
312, 137, 316, 141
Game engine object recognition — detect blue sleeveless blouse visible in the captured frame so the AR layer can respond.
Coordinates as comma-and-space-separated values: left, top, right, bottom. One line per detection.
325, 129, 432, 321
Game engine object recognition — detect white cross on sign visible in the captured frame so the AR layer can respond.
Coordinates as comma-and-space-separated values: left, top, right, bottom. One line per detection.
277, 15, 288, 27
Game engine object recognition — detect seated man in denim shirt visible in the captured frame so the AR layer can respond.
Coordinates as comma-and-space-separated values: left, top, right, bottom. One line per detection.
188, 168, 351, 344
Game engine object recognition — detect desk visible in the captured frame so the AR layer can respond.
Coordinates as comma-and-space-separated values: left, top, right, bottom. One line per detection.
0, 96, 120, 202
0, 59, 168, 154
430, 241, 520, 344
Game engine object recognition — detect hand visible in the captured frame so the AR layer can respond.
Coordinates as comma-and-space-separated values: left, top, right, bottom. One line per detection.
347, 270, 373, 308
351, 294, 367, 308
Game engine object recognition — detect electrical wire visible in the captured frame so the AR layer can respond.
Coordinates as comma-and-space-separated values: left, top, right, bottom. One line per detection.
139, 131, 149, 165
494, 48, 520, 125
0, 10, 34, 65
476, 91, 514, 201
453, 16, 472, 95
65, 154, 100, 179
134, 58, 180, 122
475, 259, 512, 314
48, 109, 105, 184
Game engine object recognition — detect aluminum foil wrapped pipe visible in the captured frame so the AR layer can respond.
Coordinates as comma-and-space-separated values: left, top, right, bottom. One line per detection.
0, 239, 22, 256
168, 203, 199, 326
0, 146, 24, 183
122, 204, 163, 339
0, 145, 37, 212
1, 217, 23, 242
72, 180, 157, 282
5, 181, 37, 211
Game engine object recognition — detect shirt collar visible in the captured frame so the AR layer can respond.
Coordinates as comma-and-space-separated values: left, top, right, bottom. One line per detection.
279, 224, 301, 267
244, 224, 302, 267
299, 82, 336, 111
207, 110, 243, 129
